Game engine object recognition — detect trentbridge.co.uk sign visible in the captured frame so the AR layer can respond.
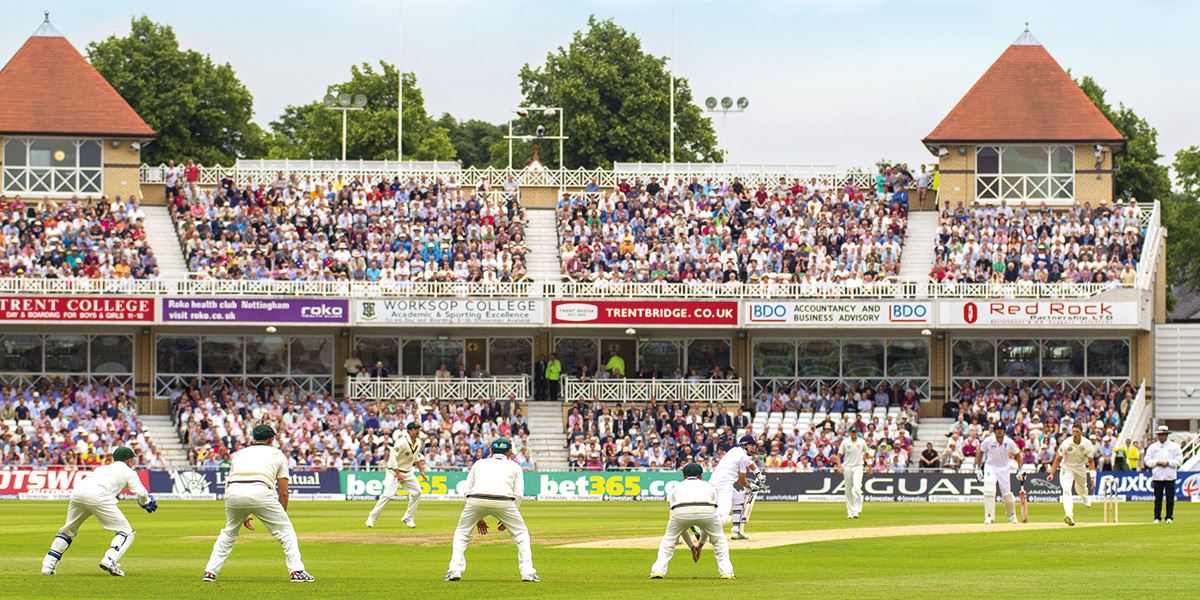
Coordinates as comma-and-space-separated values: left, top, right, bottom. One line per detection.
551, 300, 738, 326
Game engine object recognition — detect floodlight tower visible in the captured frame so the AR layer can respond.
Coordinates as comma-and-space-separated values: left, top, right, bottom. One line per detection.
704, 96, 749, 162
324, 92, 368, 161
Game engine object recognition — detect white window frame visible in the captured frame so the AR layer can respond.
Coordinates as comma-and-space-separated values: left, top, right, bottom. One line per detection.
975, 145, 1074, 202
2, 137, 104, 197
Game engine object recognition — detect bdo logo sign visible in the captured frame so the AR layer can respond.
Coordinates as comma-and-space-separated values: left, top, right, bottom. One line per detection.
751, 304, 788, 322
889, 303, 928, 323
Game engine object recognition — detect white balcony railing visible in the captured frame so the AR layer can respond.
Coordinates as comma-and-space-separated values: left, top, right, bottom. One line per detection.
562, 378, 742, 404
347, 376, 529, 402
1117, 380, 1151, 445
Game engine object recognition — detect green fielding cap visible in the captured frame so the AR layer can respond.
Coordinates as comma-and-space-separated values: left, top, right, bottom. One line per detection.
491, 438, 512, 454
682, 462, 703, 478
253, 424, 276, 441
112, 446, 135, 462
406, 421, 422, 430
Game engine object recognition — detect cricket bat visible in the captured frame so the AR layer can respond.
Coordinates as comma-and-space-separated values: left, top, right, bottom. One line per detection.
1019, 488, 1029, 523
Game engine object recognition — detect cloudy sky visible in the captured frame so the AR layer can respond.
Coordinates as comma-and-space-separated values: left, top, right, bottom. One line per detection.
2, 0, 1196, 169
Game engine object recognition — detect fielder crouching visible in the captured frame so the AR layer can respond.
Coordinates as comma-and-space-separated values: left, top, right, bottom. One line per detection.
650, 463, 734, 580
446, 438, 538, 582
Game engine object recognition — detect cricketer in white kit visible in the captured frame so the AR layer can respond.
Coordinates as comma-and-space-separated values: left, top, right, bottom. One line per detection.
446, 438, 538, 582
650, 462, 734, 580
41, 446, 157, 577
1048, 422, 1096, 526
836, 428, 871, 519
202, 424, 315, 583
706, 435, 760, 540
366, 421, 426, 528
976, 423, 1020, 524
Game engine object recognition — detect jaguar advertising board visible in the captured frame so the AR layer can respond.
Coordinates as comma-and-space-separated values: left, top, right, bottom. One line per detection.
355, 299, 544, 326
939, 300, 1139, 328
745, 301, 932, 327
762, 471, 1072, 502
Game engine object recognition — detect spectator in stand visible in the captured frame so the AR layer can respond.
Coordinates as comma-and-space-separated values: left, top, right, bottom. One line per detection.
919, 442, 940, 469
0, 196, 159, 278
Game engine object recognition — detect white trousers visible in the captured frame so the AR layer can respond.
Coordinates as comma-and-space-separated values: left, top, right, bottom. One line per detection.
1060, 468, 1091, 518
843, 466, 864, 517
205, 483, 305, 575
983, 466, 1014, 519
651, 512, 733, 577
448, 499, 535, 578
367, 471, 422, 524
713, 483, 745, 526
46, 493, 135, 567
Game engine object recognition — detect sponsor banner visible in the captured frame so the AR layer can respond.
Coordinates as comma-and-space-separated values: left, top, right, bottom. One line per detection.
340, 470, 470, 500
1095, 471, 1200, 502
355, 299, 544, 326
531, 471, 697, 499
746, 301, 932, 327
0, 297, 154, 322
0, 469, 150, 495
163, 297, 349, 324
551, 300, 738, 326
940, 300, 1138, 328
148, 469, 340, 496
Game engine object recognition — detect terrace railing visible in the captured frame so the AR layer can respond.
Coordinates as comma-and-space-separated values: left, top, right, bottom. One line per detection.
561, 377, 742, 404
347, 376, 529, 402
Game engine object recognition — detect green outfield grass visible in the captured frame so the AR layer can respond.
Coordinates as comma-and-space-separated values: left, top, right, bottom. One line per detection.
0, 500, 1194, 599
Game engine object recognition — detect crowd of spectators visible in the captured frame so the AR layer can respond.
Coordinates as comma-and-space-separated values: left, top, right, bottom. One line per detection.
169, 381, 535, 470
0, 197, 159, 278
0, 379, 161, 467
556, 174, 908, 286
168, 172, 529, 282
934, 380, 1134, 471
930, 200, 1144, 286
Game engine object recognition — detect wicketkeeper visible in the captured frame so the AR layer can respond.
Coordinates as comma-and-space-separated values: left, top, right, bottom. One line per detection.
650, 463, 734, 580
41, 446, 157, 577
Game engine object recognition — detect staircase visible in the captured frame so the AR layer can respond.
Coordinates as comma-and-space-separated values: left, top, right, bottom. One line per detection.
140, 415, 190, 469
524, 209, 561, 283
911, 417, 955, 465
142, 205, 189, 279
525, 402, 569, 470
899, 210, 939, 283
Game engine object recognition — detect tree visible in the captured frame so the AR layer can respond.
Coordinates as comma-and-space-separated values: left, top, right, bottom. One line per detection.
1077, 76, 1171, 202
87, 16, 265, 165
517, 16, 720, 168
267, 62, 453, 161
1166, 147, 1200, 293
436, 114, 507, 168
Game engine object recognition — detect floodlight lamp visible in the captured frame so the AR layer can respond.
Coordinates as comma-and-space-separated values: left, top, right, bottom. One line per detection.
323, 94, 336, 108
338, 93, 352, 107
536, 125, 546, 138
354, 94, 368, 108
516, 108, 529, 118
720, 97, 733, 109
705, 97, 718, 109
736, 97, 749, 110
543, 108, 557, 116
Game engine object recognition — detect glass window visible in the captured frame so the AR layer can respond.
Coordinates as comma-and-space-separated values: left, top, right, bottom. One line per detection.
1087, 340, 1130, 378
401, 340, 422, 376
2, 139, 25, 167
798, 340, 840, 377
290, 337, 333, 375
1051, 146, 1073, 173
687, 339, 731, 377
157, 336, 198, 374
245, 336, 288, 375
422, 340, 463, 376
488, 338, 531, 376
952, 340, 995, 377
1001, 146, 1049, 174
90, 335, 132, 374
0, 335, 41, 372
998, 339, 1039, 377
201, 336, 243, 374
753, 341, 795, 378
554, 338, 598, 377
1042, 340, 1085, 377
45, 335, 87, 372
638, 341, 681, 375
977, 147, 999, 174
79, 140, 102, 167
843, 340, 885, 377
887, 339, 929, 377
29, 139, 76, 168
355, 337, 399, 375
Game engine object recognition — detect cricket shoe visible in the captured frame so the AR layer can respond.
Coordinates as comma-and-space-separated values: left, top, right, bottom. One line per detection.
720, 574, 737, 580
445, 571, 462, 582
983, 517, 993, 525
650, 573, 665, 579
41, 566, 55, 576
1084, 499, 1093, 509
1166, 518, 1174, 524
403, 518, 416, 529
202, 572, 217, 582
99, 559, 124, 577
1153, 519, 1161, 524
731, 531, 749, 540
522, 574, 541, 583
365, 520, 374, 528
1064, 516, 1076, 527
290, 570, 315, 583
1008, 516, 1019, 524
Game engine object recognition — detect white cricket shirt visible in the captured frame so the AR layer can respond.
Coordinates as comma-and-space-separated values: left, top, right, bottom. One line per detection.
226, 444, 290, 490
710, 446, 752, 488
838, 437, 870, 468
979, 436, 1019, 470
387, 432, 425, 472
464, 454, 524, 505
74, 461, 149, 505
668, 478, 718, 517
1057, 437, 1095, 470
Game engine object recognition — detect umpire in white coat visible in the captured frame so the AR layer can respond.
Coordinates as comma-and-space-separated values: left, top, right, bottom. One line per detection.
650, 462, 734, 579
446, 438, 538, 582
1143, 425, 1183, 523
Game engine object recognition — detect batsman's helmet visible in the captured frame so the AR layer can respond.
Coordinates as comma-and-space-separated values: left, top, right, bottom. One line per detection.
112, 446, 135, 462
739, 435, 757, 447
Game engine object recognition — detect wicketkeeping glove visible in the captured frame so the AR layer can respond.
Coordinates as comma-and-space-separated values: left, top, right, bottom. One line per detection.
142, 496, 158, 513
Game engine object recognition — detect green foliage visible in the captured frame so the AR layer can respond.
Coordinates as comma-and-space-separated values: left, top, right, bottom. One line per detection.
87, 17, 265, 166
1166, 147, 1200, 293
517, 16, 720, 168
1175, 146, 1200, 198
436, 114, 507, 168
267, 62, 453, 161
1076, 76, 1171, 202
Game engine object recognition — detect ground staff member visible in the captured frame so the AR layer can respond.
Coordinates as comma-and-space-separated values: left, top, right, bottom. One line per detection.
545, 355, 562, 402
1142, 425, 1182, 523
366, 421, 426, 528
650, 463, 734, 580
203, 425, 314, 583
446, 438, 539, 582
1048, 422, 1095, 526
41, 446, 156, 576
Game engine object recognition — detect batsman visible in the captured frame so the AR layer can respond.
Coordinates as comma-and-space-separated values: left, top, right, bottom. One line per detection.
1047, 422, 1096, 526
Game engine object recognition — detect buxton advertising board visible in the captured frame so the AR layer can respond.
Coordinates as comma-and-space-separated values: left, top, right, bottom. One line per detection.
163, 297, 349, 324
355, 299, 544, 325
551, 300, 738, 326
940, 300, 1138, 328
746, 301, 932, 327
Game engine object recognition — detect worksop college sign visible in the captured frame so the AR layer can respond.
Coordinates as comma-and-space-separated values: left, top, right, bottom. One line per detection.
354, 298, 545, 326
939, 300, 1139, 328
